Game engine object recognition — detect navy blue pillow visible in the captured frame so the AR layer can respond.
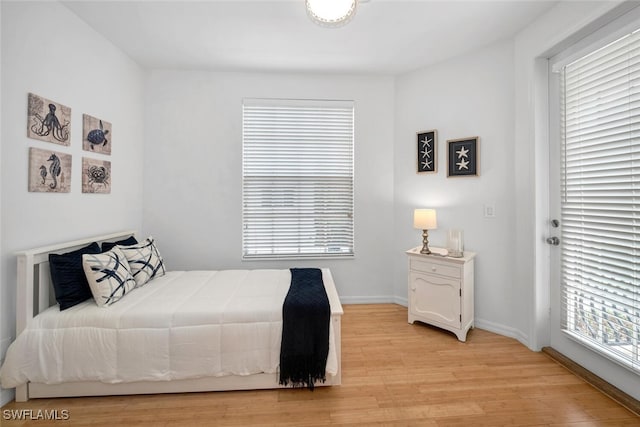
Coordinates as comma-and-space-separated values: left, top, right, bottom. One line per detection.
49, 242, 101, 310
101, 236, 138, 252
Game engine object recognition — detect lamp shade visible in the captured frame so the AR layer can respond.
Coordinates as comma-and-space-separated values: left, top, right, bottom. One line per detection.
413, 209, 437, 230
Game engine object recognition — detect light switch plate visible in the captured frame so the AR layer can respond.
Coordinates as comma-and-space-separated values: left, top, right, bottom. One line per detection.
484, 203, 495, 218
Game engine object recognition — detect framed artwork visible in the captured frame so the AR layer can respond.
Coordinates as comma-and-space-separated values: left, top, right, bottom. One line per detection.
28, 147, 72, 193
27, 93, 71, 146
83, 114, 112, 155
447, 137, 479, 177
417, 130, 437, 173
82, 157, 111, 194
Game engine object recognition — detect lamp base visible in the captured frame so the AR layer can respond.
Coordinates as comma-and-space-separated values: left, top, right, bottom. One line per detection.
420, 229, 431, 254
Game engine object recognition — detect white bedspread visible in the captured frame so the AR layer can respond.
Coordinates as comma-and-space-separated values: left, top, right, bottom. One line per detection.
0, 269, 338, 388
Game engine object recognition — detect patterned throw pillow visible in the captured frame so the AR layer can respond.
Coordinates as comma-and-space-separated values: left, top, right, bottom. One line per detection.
82, 247, 136, 307
118, 236, 165, 287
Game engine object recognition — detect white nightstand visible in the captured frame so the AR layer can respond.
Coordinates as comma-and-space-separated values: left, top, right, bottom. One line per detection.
406, 247, 476, 342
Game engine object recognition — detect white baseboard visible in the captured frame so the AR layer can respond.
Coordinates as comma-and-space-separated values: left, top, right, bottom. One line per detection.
337, 296, 407, 306
338, 296, 396, 304
474, 318, 530, 348
1, 337, 15, 406
393, 296, 408, 307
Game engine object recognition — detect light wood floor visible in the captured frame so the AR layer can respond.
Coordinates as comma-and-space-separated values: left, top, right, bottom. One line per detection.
2, 304, 638, 426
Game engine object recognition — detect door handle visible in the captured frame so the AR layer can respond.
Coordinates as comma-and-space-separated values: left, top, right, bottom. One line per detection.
546, 237, 560, 246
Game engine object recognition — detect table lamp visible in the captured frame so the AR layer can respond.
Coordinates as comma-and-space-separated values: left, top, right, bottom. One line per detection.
413, 209, 437, 254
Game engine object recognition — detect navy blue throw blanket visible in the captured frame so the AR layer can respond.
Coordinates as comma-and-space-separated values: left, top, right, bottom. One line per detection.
279, 268, 331, 390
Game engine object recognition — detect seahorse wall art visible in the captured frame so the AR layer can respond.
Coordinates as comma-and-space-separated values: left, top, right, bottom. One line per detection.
83, 114, 112, 155
28, 147, 72, 193
82, 157, 111, 194
27, 93, 71, 146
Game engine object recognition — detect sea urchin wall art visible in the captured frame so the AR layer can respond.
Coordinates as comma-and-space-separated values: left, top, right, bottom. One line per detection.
27, 93, 71, 146
82, 157, 111, 194
28, 147, 72, 193
83, 114, 112, 155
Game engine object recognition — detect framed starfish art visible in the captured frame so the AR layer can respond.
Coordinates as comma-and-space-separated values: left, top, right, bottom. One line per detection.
447, 137, 478, 177
416, 130, 437, 173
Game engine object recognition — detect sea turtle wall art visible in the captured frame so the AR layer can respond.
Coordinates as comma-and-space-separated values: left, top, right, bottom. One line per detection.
28, 147, 72, 193
82, 157, 111, 194
83, 114, 112, 155
27, 93, 71, 146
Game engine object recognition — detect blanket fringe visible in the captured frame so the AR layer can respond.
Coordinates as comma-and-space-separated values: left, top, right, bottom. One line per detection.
279, 356, 327, 390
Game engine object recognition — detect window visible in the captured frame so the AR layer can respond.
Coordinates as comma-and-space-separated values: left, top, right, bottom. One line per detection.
242, 99, 354, 259
559, 28, 640, 372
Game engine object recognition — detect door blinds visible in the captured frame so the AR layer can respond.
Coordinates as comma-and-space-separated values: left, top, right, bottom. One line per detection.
242, 99, 354, 258
560, 29, 640, 371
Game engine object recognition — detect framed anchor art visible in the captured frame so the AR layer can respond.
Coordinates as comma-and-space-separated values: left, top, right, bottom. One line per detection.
416, 130, 437, 173
447, 137, 479, 177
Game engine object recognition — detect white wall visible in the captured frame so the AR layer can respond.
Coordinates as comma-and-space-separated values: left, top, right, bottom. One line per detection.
2, 0, 638, 407
143, 71, 395, 302
514, 0, 640, 401
0, 1, 145, 405
393, 40, 519, 340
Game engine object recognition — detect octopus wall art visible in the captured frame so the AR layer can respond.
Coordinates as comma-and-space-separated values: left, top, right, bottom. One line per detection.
27, 93, 71, 146
28, 147, 72, 193
82, 157, 111, 194
83, 114, 112, 155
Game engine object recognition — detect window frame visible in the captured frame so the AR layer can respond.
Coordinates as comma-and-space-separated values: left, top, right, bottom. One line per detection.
241, 98, 355, 260
552, 23, 640, 375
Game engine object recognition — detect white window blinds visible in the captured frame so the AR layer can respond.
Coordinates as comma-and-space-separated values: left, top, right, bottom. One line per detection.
242, 99, 354, 259
560, 29, 640, 372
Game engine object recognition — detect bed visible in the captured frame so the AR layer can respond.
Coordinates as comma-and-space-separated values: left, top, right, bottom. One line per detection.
0, 231, 343, 402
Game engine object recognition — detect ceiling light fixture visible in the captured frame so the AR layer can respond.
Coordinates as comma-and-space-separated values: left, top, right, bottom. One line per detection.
306, 0, 358, 27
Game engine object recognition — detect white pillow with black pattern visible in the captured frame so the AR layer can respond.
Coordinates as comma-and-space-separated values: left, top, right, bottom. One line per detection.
118, 236, 165, 287
82, 247, 136, 307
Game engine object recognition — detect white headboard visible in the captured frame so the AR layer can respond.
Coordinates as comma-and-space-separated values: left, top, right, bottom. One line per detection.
15, 230, 137, 335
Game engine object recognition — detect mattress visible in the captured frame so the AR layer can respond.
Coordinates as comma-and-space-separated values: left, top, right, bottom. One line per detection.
0, 269, 339, 388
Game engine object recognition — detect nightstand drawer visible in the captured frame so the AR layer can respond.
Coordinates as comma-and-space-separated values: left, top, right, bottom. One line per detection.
409, 258, 461, 279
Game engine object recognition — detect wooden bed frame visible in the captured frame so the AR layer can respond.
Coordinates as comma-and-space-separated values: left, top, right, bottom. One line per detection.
14, 230, 343, 402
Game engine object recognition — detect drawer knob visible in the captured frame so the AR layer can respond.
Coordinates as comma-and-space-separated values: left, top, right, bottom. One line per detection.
431, 267, 437, 272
